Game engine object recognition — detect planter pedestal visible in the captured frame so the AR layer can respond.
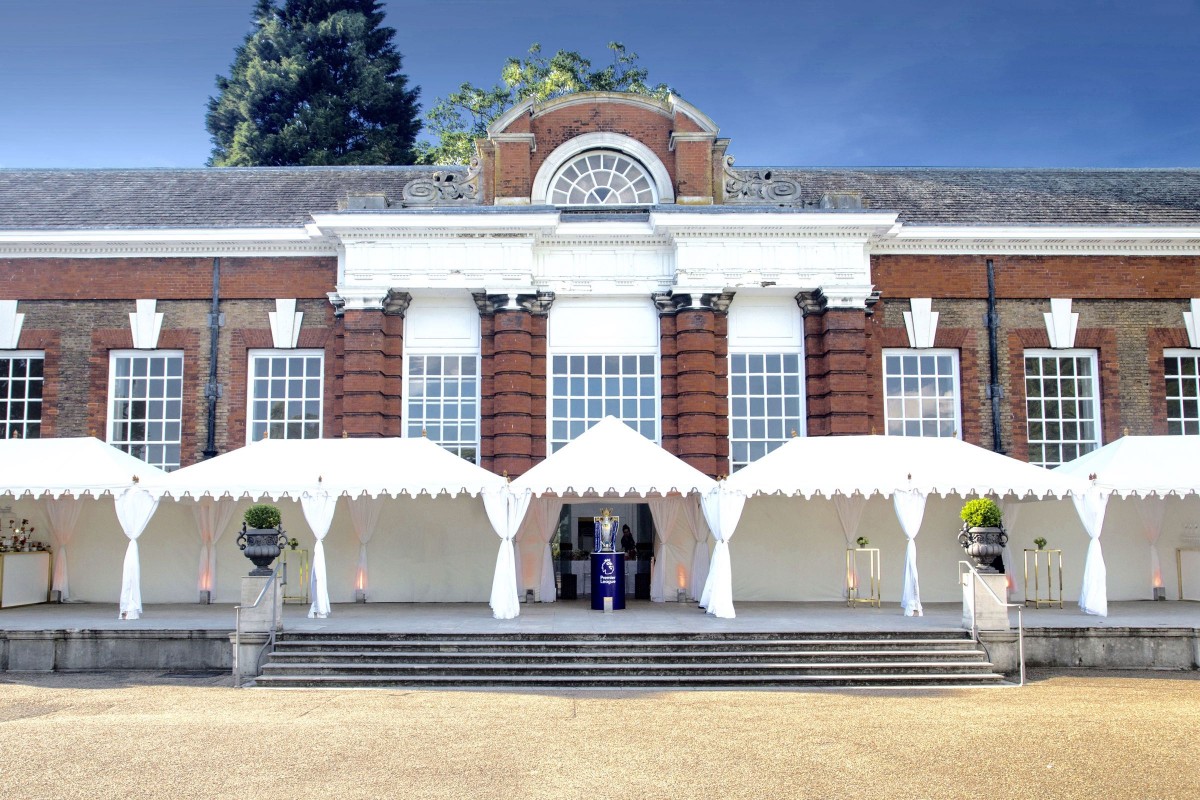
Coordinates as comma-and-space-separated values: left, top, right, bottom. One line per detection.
962, 571, 1010, 631
239, 575, 283, 633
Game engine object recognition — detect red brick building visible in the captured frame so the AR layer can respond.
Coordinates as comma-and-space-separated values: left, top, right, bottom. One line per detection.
1, 91, 1199, 479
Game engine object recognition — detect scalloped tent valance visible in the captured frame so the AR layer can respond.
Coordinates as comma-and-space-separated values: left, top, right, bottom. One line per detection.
723, 434, 1084, 500
0, 437, 164, 498
148, 436, 506, 500
1055, 435, 1200, 497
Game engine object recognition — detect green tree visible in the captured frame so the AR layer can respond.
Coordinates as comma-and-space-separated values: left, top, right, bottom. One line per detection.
416, 42, 674, 165
206, 0, 421, 166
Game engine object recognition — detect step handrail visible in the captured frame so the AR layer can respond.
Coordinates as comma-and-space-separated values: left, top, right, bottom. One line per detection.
959, 560, 1025, 686
232, 561, 286, 688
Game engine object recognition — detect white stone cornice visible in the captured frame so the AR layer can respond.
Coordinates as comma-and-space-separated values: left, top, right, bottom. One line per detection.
876, 224, 1200, 255
669, 131, 716, 151
652, 211, 899, 237
310, 211, 559, 238
0, 226, 333, 258
489, 132, 537, 151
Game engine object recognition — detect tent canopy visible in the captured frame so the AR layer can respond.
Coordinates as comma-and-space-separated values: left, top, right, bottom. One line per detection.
724, 434, 1083, 499
511, 416, 718, 498
0, 437, 164, 497
151, 437, 506, 499
1056, 435, 1200, 497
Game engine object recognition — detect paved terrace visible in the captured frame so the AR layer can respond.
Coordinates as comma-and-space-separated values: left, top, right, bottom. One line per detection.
1, 599, 1197, 634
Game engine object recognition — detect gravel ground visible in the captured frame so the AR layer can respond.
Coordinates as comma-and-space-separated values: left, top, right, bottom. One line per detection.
0, 669, 1197, 799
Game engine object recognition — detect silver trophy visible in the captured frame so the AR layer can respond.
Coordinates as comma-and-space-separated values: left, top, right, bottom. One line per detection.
598, 508, 617, 553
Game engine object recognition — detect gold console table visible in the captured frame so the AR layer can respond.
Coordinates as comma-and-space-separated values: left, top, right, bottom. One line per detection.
281, 548, 310, 604
1177, 547, 1200, 601
846, 548, 881, 607
1024, 548, 1063, 608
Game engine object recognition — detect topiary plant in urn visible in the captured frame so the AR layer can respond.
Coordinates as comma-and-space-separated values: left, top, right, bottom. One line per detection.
957, 498, 1007, 573
237, 503, 287, 576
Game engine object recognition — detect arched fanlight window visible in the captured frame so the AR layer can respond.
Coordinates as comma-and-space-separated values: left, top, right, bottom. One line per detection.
548, 150, 657, 206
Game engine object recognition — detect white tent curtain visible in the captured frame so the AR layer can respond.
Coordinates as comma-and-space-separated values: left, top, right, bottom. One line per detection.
347, 495, 383, 595
115, 488, 160, 620
484, 487, 532, 620
833, 494, 866, 598
1073, 487, 1111, 617
893, 489, 927, 617
648, 497, 685, 602
681, 498, 709, 602
191, 496, 235, 600
301, 491, 338, 619
1134, 496, 1167, 594
699, 488, 746, 619
519, 497, 563, 602
999, 499, 1024, 600
43, 496, 82, 600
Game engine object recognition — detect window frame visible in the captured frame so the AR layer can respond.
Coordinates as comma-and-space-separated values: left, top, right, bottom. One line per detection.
1164, 348, 1200, 435
1023, 347, 1102, 467
547, 352, 660, 453
0, 350, 45, 440
402, 351, 481, 463
881, 347, 963, 439
727, 351, 806, 472
245, 348, 325, 445
107, 349, 185, 471
547, 150, 658, 206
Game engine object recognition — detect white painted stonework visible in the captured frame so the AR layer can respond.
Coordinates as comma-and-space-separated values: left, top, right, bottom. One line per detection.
0, 301, 24, 349
1044, 298, 1079, 349
904, 298, 940, 348
129, 299, 163, 349
268, 299, 303, 349
1184, 298, 1200, 348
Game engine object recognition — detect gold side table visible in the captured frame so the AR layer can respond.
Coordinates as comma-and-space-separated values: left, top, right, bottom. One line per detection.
282, 547, 310, 604
1024, 548, 1063, 608
1177, 547, 1200, 600
846, 548, 881, 607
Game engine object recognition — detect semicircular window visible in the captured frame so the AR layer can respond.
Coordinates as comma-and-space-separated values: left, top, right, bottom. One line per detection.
549, 151, 657, 206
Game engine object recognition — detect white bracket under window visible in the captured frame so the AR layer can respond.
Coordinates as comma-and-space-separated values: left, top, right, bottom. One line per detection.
903, 298, 939, 349
1043, 298, 1078, 349
1184, 299, 1200, 349
0, 300, 24, 349
269, 299, 303, 348
129, 299, 163, 349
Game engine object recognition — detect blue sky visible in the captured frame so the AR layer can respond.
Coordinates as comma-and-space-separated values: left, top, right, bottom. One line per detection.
1, 0, 1198, 169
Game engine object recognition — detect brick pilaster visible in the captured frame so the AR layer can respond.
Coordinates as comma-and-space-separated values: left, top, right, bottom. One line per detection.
339, 294, 406, 437
477, 293, 552, 478
802, 292, 872, 436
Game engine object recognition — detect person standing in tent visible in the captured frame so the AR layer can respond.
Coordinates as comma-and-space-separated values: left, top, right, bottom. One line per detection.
621, 524, 637, 559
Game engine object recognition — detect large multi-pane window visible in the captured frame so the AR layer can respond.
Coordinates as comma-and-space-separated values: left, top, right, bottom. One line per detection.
550, 354, 657, 452
0, 352, 43, 440
549, 151, 656, 206
1164, 349, 1200, 435
883, 349, 961, 438
405, 354, 479, 463
247, 350, 323, 443
729, 353, 803, 471
108, 350, 183, 471
1024, 349, 1101, 467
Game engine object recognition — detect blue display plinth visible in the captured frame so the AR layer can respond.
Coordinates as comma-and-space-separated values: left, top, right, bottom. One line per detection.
590, 552, 626, 611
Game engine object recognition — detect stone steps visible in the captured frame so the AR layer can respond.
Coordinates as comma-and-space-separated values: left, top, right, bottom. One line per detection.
252, 631, 1007, 689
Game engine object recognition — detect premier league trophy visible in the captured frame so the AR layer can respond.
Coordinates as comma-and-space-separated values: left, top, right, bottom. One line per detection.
591, 508, 625, 611
597, 508, 617, 553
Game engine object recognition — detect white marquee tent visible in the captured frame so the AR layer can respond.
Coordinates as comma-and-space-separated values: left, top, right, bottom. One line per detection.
0, 437, 164, 618
148, 437, 511, 618
723, 435, 1086, 618
510, 416, 718, 611
1058, 436, 1200, 611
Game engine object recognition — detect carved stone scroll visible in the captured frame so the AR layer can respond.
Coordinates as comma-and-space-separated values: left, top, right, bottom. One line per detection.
722, 155, 802, 204
402, 158, 482, 205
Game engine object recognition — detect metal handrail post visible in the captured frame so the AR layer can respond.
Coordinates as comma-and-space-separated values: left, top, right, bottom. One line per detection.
232, 561, 284, 688
959, 560, 1026, 687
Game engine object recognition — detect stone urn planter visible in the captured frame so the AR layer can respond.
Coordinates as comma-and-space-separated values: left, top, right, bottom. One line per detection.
236, 503, 287, 577
958, 498, 1007, 573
